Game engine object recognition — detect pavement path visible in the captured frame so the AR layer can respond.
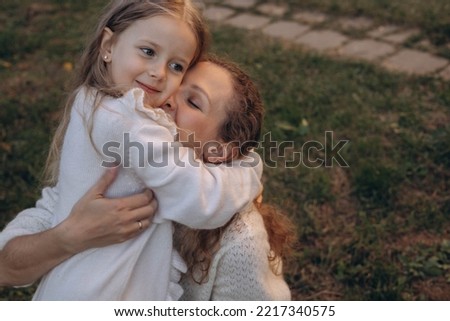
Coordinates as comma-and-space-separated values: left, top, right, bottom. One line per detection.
197, 0, 450, 81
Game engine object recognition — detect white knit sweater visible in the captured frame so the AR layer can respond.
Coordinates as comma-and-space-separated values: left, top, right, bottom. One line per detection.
179, 204, 291, 301
1, 86, 262, 301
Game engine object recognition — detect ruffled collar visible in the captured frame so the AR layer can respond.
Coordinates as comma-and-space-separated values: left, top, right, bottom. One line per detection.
124, 88, 178, 137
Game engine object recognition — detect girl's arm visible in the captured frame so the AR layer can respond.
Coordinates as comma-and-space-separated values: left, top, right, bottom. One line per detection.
125, 118, 263, 229
130, 127, 263, 229
94, 88, 263, 229
0, 169, 156, 286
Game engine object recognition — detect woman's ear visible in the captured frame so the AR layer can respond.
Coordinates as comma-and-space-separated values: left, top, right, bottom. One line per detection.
100, 27, 114, 62
203, 142, 239, 164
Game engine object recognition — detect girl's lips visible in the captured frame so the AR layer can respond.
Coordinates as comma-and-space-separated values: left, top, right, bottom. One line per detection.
136, 81, 160, 94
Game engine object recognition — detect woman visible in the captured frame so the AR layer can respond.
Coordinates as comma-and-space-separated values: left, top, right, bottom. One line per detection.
176, 200, 295, 300
0, 56, 295, 300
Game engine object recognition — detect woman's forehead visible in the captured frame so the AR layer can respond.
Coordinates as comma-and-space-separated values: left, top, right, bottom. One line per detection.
185, 62, 231, 91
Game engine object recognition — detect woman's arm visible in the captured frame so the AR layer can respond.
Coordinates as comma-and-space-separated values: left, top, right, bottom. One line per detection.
0, 226, 75, 286
0, 168, 157, 286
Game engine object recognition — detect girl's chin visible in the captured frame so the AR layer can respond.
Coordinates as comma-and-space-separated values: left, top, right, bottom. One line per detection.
143, 95, 157, 107
143, 93, 166, 108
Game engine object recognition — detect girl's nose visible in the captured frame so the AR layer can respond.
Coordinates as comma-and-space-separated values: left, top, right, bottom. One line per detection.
149, 61, 166, 80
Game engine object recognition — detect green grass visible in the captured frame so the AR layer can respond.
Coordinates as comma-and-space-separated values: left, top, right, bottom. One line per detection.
1, 0, 450, 300
211, 26, 450, 299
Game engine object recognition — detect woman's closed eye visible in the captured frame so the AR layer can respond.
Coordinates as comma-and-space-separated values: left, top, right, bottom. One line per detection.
188, 99, 200, 110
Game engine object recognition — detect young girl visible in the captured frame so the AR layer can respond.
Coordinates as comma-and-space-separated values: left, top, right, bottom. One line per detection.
22, 0, 263, 300
1, 55, 294, 301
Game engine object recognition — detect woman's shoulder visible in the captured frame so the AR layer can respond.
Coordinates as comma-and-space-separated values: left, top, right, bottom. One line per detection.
221, 204, 269, 250
210, 204, 292, 301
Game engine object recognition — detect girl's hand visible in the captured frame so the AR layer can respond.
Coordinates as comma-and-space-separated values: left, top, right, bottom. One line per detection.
56, 168, 157, 254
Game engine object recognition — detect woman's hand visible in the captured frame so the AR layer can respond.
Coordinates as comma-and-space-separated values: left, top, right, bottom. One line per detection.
56, 167, 157, 254
0, 168, 157, 286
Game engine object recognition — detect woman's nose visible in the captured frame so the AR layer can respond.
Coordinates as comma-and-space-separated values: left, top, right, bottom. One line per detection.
161, 97, 176, 117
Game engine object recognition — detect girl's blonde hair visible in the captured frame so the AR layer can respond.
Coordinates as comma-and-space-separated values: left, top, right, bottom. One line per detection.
43, 0, 208, 185
174, 55, 297, 283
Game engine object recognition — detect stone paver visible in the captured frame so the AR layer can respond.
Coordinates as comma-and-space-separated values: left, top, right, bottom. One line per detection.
368, 25, 400, 38
257, 3, 288, 17
381, 29, 420, 44
202, 1, 450, 81
339, 39, 396, 61
382, 49, 449, 75
225, 13, 271, 30
203, 6, 235, 22
223, 0, 257, 9
296, 30, 348, 52
293, 11, 328, 24
338, 16, 374, 31
262, 21, 309, 40
439, 65, 450, 81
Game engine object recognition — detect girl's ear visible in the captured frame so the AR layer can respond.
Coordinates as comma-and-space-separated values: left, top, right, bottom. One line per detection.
203, 142, 239, 164
100, 27, 114, 62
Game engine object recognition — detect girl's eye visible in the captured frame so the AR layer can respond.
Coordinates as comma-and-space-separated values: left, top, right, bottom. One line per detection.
142, 48, 155, 57
170, 62, 184, 73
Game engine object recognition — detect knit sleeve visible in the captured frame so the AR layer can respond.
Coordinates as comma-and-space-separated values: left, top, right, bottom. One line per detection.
0, 186, 58, 249
210, 223, 291, 301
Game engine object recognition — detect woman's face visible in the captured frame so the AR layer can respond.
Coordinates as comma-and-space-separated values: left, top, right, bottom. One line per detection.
162, 61, 233, 153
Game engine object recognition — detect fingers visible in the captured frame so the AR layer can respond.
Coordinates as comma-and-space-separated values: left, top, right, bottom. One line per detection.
131, 200, 157, 221
127, 199, 157, 236
122, 217, 152, 240
136, 213, 152, 229
114, 189, 155, 211
88, 167, 119, 199
109, 196, 156, 238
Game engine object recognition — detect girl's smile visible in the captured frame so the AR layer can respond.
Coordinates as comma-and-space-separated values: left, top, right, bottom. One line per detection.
135, 80, 161, 95
101, 15, 197, 107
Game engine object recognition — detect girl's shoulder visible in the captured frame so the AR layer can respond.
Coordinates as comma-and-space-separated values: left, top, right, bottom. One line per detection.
74, 86, 135, 113
75, 86, 176, 134
118, 88, 176, 132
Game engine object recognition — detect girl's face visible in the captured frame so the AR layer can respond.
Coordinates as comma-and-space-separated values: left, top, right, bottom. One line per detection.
162, 62, 232, 154
101, 15, 197, 107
